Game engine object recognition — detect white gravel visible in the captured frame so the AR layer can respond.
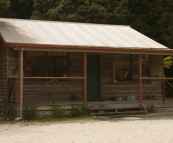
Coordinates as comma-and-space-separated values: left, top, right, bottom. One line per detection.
0, 117, 173, 143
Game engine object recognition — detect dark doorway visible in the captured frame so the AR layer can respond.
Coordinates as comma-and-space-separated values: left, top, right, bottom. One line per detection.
87, 55, 100, 100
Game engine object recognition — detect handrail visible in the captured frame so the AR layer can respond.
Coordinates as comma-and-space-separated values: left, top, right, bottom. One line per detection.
8, 76, 86, 79
142, 77, 173, 80
142, 78, 173, 102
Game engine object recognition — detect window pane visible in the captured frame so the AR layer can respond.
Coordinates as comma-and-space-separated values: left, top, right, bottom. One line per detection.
132, 55, 149, 81
114, 54, 131, 82
24, 51, 69, 79
47, 55, 68, 77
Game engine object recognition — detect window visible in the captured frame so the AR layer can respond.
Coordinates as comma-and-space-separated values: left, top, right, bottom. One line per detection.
114, 54, 149, 82
114, 54, 131, 82
132, 55, 149, 81
24, 51, 69, 78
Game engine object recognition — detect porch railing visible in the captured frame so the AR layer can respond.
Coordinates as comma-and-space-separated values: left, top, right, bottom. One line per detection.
8, 77, 86, 105
142, 77, 173, 102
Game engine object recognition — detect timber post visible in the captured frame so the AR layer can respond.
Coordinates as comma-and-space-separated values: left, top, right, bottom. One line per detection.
162, 80, 165, 102
83, 52, 87, 104
19, 48, 23, 117
139, 54, 142, 103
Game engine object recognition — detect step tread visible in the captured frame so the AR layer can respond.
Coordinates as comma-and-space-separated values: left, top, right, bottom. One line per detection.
90, 111, 147, 115
88, 104, 143, 110
89, 107, 143, 110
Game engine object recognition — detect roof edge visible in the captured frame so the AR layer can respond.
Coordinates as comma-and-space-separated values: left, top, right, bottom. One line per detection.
5, 43, 173, 55
0, 18, 130, 27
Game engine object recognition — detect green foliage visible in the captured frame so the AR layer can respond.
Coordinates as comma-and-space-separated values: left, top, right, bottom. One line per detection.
66, 111, 72, 117
70, 104, 89, 117
146, 104, 156, 113
23, 106, 37, 120
6, 0, 33, 19
52, 105, 63, 118
164, 56, 173, 69
80, 104, 89, 115
0, 0, 10, 17
70, 104, 83, 117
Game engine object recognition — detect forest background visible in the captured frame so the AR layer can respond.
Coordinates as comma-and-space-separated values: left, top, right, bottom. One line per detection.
1, 0, 173, 75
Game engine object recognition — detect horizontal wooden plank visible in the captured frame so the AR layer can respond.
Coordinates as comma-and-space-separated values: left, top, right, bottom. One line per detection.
90, 111, 146, 116
37, 105, 73, 110
89, 103, 142, 109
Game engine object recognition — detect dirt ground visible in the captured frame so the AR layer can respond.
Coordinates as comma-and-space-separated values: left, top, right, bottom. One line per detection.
1, 113, 173, 143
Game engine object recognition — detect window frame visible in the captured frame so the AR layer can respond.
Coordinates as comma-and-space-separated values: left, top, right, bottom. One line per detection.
24, 51, 70, 83
113, 54, 150, 83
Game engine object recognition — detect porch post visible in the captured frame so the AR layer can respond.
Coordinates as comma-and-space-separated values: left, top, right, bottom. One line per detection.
19, 48, 23, 117
139, 54, 142, 103
162, 80, 165, 102
83, 52, 87, 104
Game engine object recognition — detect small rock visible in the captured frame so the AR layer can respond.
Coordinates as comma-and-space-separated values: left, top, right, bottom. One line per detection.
15, 117, 24, 122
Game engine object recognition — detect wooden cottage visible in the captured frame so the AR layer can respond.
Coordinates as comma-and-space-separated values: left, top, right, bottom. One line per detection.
0, 18, 173, 117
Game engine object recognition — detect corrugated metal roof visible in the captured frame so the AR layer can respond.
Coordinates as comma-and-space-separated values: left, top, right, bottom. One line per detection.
0, 18, 168, 49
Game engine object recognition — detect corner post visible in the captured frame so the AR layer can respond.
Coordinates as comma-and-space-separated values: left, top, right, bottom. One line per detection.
83, 52, 87, 104
19, 48, 23, 117
162, 80, 165, 102
139, 54, 142, 103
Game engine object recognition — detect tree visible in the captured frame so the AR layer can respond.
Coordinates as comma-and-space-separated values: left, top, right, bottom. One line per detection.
164, 56, 173, 69
6, 0, 33, 19
31, 0, 58, 20
0, 0, 10, 17
87, 3, 107, 23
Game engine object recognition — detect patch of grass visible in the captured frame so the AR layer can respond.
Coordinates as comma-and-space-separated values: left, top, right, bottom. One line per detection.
52, 105, 63, 118
66, 110, 72, 117
70, 104, 89, 117
80, 104, 89, 115
23, 106, 37, 120
146, 104, 156, 113
70, 104, 83, 117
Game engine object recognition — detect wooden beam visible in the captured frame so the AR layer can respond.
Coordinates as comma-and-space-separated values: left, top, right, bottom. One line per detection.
6, 43, 173, 55
8, 77, 86, 79
162, 80, 165, 102
139, 54, 142, 103
19, 48, 23, 117
83, 52, 87, 104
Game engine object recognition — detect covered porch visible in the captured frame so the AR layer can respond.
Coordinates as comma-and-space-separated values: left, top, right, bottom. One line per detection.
7, 48, 173, 114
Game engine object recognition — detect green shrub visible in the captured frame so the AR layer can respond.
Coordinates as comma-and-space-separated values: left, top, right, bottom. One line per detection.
70, 105, 83, 117
146, 104, 156, 113
52, 105, 63, 118
70, 104, 89, 117
80, 104, 89, 115
23, 106, 37, 120
66, 111, 72, 117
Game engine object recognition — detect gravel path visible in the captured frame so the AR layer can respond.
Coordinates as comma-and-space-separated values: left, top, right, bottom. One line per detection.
0, 115, 173, 143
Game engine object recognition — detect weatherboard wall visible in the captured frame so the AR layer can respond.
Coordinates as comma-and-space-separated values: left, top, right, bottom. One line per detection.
101, 54, 163, 100
7, 49, 83, 104
5, 49, 164, 104
0, 39, 7, 103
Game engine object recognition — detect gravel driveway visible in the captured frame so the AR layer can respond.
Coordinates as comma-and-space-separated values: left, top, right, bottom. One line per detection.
1, 113, 173, 143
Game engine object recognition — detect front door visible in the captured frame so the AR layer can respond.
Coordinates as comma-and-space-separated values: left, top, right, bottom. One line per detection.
87, 55, 100, 100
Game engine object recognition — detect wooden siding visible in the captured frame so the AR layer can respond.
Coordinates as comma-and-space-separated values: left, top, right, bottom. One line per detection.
6, 50, 164, 104
101, 54, 164, 100
0, 39, 7, 103
8, 49, 19, 78
7, 51, 83, 105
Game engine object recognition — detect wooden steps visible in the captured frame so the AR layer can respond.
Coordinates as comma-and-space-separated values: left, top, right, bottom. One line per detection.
90, 111, 147, 116
88, 103, 148, 116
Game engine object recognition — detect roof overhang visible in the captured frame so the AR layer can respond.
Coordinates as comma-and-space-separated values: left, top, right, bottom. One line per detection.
5, 42, 173, 55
